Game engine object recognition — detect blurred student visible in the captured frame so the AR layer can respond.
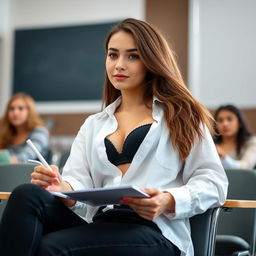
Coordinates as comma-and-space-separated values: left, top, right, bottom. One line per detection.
214, 104, 256, 169
0, 92, 49, 163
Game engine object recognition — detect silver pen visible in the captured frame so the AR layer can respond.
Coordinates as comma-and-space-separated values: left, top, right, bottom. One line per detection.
27, 139, 62, 182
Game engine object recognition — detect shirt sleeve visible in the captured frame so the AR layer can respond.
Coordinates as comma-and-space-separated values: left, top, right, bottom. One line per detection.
164, 125, 228, 220
221, 156, 240, 169
8, 126, 49, 163
222, 137, 256, 169
61, 118, 94, 209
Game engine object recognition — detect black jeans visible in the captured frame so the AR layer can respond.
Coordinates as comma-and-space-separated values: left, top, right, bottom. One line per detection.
0, 184, 180, 256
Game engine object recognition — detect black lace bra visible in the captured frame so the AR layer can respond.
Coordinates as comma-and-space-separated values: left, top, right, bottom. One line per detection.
104, 124, 152, 166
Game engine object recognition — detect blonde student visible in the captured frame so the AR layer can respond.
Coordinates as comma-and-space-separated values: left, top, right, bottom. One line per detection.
0, 93, 49, 163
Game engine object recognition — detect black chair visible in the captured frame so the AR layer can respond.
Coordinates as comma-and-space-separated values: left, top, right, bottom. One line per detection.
215, 169, 256, 256
43, 148, 54, 164
0, 163, 36, 218
58, 149, 70, 172
190, 207, 221, 256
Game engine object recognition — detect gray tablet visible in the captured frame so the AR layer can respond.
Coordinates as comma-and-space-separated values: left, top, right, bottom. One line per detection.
52, 185, 150, 206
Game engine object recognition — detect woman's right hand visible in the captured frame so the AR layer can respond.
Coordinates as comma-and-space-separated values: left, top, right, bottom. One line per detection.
31, 165, 61, 189
31, 165, 76, 207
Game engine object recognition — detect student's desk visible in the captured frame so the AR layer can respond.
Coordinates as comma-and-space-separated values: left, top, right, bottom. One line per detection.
223, 200, 256, 208
0, 192, 256, 208
0, 192, 11, 200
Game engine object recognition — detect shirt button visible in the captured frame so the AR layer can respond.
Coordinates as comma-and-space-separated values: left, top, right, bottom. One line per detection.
136, 155, 142, 161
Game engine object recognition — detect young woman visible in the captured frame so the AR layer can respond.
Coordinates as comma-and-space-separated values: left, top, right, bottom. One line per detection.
0, 93, 49, 163
0, 18, 228, 256
214, 104, 256, 169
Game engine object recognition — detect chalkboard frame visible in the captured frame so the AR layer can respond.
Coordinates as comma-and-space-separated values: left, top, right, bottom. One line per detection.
12, 21, 118, 103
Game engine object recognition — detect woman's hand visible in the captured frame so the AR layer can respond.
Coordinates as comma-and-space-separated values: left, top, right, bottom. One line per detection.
31, 165, 76, 207
10, 156, 19, 163
120, 188, 175, 220
31, 165, 61, 190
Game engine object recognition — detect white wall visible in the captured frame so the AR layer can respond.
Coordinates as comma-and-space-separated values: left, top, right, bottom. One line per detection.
0, 0, 145, 114
0, 0, 6, 36
2, 0, 256, 114
189, 0, 256, 108
0, 0, 10, 115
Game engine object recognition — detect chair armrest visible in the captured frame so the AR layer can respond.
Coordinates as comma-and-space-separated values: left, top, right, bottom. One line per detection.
215, 235, 250, 254
2, 196, 256, 205
0, 192, 11, 200
218, 199, 256, 256
223, 200, 256, 208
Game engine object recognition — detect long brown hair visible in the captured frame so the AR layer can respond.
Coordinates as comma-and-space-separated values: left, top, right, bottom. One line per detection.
0, 93, 44, 149
103, 18, 213, 161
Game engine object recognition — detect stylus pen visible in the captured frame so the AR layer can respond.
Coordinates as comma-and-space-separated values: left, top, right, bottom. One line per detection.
26, 139, 62, 182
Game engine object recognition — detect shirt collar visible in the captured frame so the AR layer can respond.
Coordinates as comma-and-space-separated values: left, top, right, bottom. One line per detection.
103, 97, 122, 117
153, 95, 163, 104
152, 96, 164, 122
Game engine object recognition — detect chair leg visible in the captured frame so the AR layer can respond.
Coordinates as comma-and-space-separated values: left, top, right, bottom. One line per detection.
209, 207, 221, 256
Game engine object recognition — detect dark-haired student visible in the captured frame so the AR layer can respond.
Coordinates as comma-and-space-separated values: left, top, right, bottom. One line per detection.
0, 18, 228, 256
214, 104, 256, 169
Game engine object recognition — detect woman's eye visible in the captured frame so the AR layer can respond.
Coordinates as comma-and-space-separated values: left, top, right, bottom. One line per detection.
108, 53, 117, 59
8, 106, 26, 111
129, 54, 139, 60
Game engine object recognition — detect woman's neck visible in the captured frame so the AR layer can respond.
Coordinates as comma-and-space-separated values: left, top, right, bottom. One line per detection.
221, 136, 237, 145
118, 90, 150, 112
12, 126, 30, 145
14, 125, 28, 135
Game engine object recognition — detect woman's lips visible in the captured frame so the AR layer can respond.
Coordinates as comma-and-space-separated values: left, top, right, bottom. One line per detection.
114, 74, 129, 81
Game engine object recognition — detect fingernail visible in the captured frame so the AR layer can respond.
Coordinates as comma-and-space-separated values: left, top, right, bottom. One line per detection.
120, 197, 129, 203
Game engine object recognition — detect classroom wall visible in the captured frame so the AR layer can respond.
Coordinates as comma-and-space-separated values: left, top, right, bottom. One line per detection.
146, 0, 188, 83
0, 0, 7, 36
146, 0, 256, 133
188, 0, 256, 109
0, 0, 145, 116
0, 0, 9, 112
188, 0, 256, 132
1, 0, 256, 134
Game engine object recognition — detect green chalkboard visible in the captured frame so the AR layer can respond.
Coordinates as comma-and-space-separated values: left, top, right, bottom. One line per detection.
13, 22, 118, 102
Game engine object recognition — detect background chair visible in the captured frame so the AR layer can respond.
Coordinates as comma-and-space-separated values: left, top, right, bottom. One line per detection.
0, 163, 36, 218
44, 148, 54, 164
215, 169, 256, 256
58, 149, 70, 172
190, 207, 221, 256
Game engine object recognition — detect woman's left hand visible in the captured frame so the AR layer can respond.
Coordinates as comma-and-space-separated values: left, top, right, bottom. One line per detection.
120, 188, 175, 220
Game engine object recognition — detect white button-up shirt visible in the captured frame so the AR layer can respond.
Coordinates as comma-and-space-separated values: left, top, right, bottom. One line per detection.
62, 97, 228, 256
